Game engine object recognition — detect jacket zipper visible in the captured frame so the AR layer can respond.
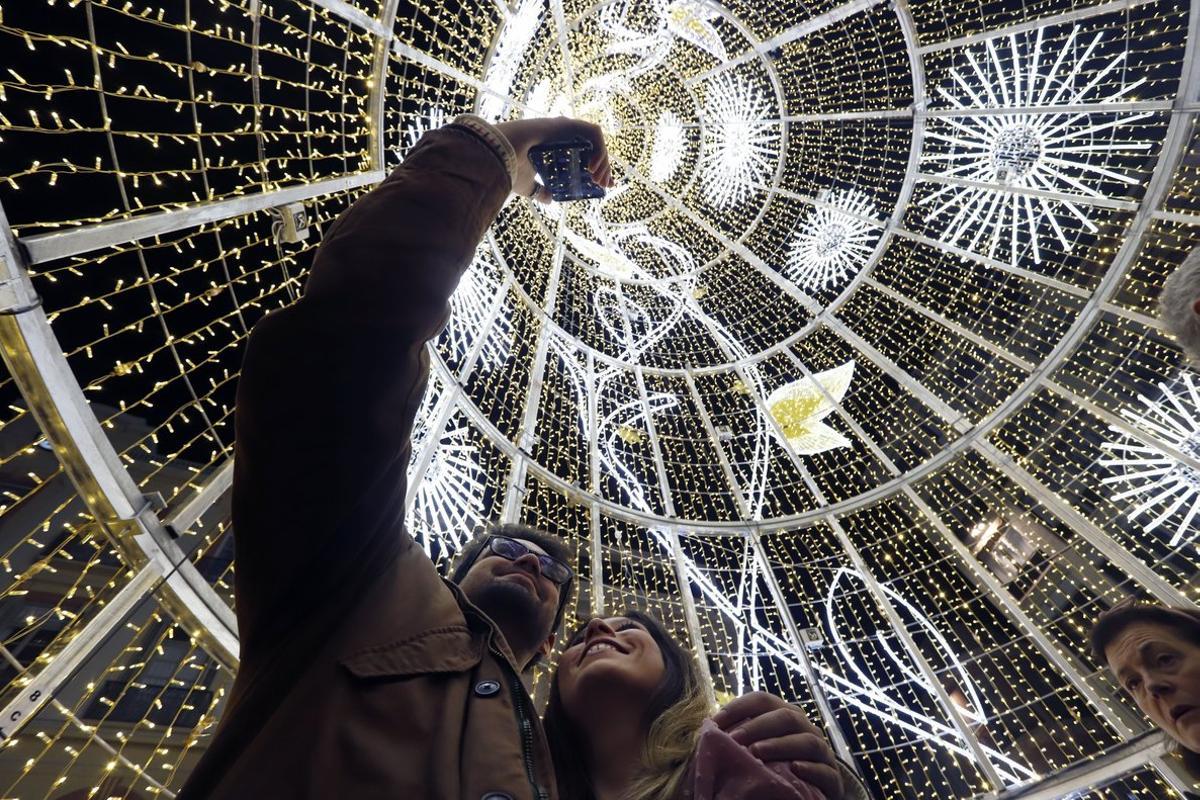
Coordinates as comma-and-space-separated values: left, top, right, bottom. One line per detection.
507, 670, 548, 800
489, 640, 548, 800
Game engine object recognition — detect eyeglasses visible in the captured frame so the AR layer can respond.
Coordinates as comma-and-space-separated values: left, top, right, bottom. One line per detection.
480, 535, 574, 586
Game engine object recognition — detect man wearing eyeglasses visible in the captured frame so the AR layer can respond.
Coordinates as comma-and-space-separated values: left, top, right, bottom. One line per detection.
177, 115, 858, 800
450, 528, 576, 669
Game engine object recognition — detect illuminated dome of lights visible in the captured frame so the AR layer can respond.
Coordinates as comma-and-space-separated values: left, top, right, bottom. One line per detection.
0, 0, 1197, 798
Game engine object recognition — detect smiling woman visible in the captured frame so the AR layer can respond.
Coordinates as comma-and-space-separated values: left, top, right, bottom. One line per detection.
544, 609, 864, 800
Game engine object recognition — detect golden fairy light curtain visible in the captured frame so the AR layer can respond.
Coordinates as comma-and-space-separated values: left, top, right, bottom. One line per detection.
0, 0, 1196, 798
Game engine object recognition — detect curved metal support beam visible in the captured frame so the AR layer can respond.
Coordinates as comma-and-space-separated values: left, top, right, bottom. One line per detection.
309, 0, 390, 37
926, 100, 1171, 117
0, 460, 235, 743
686, 0, 890, 86
889, 228, 1091, 298
405, 388, 461, 513
0, 569, 157, 743
800, 0, 929, 363
502, 227, 565, 519
550, 0, 579, 112
19, 172, 383, 266
979, 731, 1175, 800
370, 0, 403, 171
169, 460, 234, 535
918, 0, 1158, 56
587, 352, 604, 615
0, 201, 240, 671
666, 525, 718, 706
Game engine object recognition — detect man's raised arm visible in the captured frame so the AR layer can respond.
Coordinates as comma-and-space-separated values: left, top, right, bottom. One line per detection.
229, 116, 610, 650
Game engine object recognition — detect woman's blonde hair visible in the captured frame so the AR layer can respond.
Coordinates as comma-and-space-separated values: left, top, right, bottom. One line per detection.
543, 609, 715, 800
624, 678, 713, 800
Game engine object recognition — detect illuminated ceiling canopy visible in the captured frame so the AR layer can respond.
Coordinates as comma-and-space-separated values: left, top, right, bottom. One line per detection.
0, 0, 1197, 798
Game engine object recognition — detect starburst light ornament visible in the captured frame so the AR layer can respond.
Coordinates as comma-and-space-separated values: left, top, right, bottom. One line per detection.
919, 25, 1152, 265
787, 189, 881, 290
699, 73, 779, 208
651, 111, 687, 183
408, 422, 489, 557
1099, 372, 1200, 547
765, 361, 855, 456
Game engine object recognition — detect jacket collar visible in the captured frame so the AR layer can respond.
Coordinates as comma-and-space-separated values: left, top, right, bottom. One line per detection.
443, 578, 527, 676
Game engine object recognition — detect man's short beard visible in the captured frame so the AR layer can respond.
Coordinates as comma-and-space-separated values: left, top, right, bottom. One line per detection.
466, 579, 553, 649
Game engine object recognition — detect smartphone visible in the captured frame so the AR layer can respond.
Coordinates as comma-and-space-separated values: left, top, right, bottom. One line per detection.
528, 139, 606, 202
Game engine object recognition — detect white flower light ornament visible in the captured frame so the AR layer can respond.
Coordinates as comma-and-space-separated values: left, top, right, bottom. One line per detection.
765, 361, 856, 455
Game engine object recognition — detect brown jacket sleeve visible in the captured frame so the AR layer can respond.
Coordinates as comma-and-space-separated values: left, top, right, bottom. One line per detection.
230, 123, 512, 655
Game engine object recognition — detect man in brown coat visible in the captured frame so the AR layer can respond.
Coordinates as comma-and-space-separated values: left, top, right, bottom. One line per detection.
177, 114, 857, 799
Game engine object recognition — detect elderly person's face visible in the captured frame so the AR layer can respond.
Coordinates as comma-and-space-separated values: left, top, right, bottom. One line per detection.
1106, 621, 1200, 751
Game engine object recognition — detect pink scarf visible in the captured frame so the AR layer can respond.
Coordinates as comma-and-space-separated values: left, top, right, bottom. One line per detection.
678, 719, 827, 800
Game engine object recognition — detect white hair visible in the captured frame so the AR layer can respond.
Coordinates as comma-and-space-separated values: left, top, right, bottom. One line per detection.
1158, 245, 1200, 361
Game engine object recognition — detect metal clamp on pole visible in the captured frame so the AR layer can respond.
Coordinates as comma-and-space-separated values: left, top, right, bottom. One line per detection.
0, 263, 42, 316
133, 491, 168, 517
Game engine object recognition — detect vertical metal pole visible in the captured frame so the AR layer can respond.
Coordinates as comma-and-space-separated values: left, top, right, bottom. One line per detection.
635, 367, 716, 701
669, 526, 718, 706
682, 370, 754, 517
404, 388, 460, 509
823, 514, 1005, 792
587, 352, 604, 615
503, 230, 564, 519
749, 528, 861, 771
369, 0, 401, 172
